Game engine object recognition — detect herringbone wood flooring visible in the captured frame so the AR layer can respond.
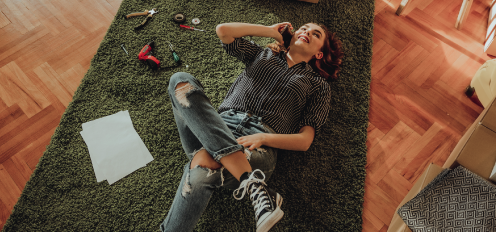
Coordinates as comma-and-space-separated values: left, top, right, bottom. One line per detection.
0, 0, 491, 231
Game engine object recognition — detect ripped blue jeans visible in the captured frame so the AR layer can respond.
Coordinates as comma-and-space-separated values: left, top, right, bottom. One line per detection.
160, 72, 277, 232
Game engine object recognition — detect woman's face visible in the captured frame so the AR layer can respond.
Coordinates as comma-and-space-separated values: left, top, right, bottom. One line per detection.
292, 23, 326, 59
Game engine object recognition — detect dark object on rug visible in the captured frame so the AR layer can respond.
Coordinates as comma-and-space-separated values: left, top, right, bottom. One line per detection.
2, 0, 373, 231
398, 166, 496, 231
138, 41, 160, 70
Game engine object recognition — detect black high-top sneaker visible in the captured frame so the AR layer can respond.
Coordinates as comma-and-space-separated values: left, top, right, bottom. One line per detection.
234, 170, 284, 232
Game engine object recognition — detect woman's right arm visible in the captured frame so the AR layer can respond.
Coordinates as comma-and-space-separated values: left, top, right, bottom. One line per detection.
216, 23, 291, 44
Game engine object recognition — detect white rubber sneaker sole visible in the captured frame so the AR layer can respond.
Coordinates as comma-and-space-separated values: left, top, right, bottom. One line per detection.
256, 194, 284, 232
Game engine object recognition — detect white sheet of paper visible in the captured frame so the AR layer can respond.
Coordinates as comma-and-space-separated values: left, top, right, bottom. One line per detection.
80, 110, 154, 184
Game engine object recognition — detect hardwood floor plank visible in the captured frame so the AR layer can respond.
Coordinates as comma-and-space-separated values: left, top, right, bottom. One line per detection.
368, 93, 400, 134
471, 0, 492, 14
73, 62, 88, 77
42, 26, 84, 52
375, 41, 425, 88
399, 0, 435, 12
105, 0, 123, 11
0, 98, 7, 112
366, 121, 421, 185
0, 38, 52, 73
87, 0, 116, 22
367, 123, 386, 149
0, 105, 58, 164
394, 124, 457, 183
362, 207, 385, 231
392, 122, 443, 175
402, 79, 479, 128
440, 54, 482, 91
373, 81, 434, 133
0, 10, 10, 28
3, 61, 50, 110
394, 82, 467, 133
432, 80, 483, 114
38, 0, 72, 28
373, 21, 408, 51
75, 27, 108, 61
2, 154, 32, 191
24, 70, 67, 114
382, 0, 403, 14
383, 47, 430, 90
59, 64, 85, 94
370, 82, 427, 135
40, 15, 65, 36
364, 175, 398, 225
419, 44, 463, 89
30, 2, 66, 36
0, 104, 24, 131
0, 65, 42, 117
462, 10, 487, 42
0, 164, 22, 217
423, 0, 455, 17
52, 0, 106, 35
377, 169, 413, 205
0, 111, 29, 140
374, 0, 391, 16
10, 39, 54, 73
367, 121, 411, 163
400, 134, 456, 183
407, 44, 455, 86
33, 63, 73, 106
0, 199, 9, 231
371, 43, 399, 78
0, 0, 34, 33
10, 0, 42, 30
375, 12, 438, 51
372, 38, 388, 60
50, 49, 86, 76
20, 127, 54, 171
0, 24, 50, 64
0, 24, 22, 49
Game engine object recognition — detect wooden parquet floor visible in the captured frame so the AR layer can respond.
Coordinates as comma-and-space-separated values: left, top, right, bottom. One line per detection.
0, 0, 491, 230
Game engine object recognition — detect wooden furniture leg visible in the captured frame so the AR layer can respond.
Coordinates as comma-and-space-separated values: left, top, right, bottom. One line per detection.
455, 0, 473, 30
396, 0, 413, 16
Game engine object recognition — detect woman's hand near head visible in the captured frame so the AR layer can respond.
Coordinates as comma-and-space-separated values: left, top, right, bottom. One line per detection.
268, 22, 292, 44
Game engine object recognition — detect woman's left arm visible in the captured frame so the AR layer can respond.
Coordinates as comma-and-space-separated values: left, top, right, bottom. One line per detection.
236, 126, 315, 152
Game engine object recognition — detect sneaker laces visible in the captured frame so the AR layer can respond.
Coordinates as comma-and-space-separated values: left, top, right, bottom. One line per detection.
233, 170, 271, 219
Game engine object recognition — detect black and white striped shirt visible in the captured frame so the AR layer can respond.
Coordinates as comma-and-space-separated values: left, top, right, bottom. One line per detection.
218, 38, 331, 134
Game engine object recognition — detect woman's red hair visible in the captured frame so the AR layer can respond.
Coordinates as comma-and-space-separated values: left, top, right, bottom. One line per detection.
267, 23, 344, 81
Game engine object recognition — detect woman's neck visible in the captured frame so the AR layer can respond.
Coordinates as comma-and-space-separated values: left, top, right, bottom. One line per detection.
286, 50, 311, 68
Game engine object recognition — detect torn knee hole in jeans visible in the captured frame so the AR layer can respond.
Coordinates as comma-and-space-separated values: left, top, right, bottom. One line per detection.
175, 82, 196, 107
182, 149, 225, 197
182, 166, 226, 197
189, 148, 222, 171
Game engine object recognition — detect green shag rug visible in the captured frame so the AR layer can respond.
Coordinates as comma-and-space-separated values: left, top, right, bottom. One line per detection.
3, 0, 373, 231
